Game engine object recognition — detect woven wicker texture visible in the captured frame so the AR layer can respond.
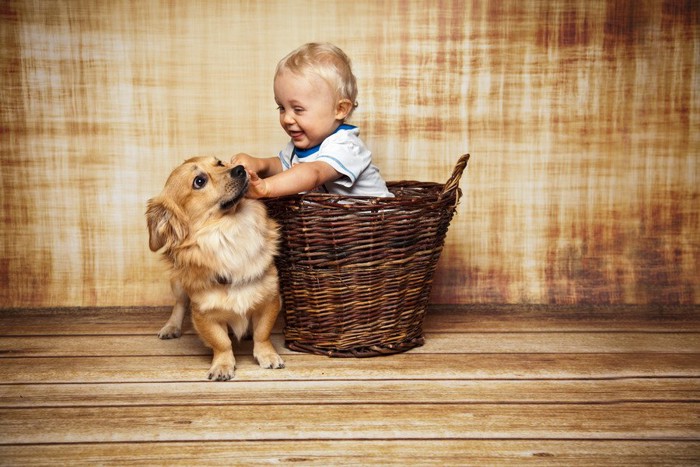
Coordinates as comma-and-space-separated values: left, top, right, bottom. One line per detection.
265, 155, 469, 357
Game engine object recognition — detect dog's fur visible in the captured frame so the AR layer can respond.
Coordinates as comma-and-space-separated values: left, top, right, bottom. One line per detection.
146, 156, 284, 380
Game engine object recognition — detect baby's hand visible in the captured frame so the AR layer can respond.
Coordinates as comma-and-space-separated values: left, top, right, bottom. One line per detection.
231, 153, 258, 172
245, 170, 272, 199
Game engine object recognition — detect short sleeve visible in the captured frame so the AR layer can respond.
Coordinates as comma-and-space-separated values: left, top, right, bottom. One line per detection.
278, 142, 295, 170
316, 131, 370, 188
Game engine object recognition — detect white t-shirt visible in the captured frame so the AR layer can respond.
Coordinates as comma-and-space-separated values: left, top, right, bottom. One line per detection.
277, 124, 393, 197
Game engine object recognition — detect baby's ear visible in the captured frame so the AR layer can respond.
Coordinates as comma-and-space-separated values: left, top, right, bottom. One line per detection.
335, 99, 354, 120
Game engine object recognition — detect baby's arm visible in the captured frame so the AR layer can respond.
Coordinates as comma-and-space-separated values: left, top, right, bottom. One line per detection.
231, 153, 282, 178
247, 161, 340, 199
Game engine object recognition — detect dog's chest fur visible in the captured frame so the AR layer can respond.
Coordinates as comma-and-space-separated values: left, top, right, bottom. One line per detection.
168, 199, 279, 315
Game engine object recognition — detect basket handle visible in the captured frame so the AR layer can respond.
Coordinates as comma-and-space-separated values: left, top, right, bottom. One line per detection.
440, 153, 470, 199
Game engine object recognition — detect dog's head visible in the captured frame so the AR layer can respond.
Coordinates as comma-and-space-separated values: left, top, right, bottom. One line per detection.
146, 156, 249, 252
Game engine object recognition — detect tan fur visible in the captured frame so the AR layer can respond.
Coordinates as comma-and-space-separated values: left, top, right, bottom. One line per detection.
146, 156, 284, 380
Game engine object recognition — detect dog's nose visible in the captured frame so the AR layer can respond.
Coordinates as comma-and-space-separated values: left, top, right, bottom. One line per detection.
231, 165, 246, 178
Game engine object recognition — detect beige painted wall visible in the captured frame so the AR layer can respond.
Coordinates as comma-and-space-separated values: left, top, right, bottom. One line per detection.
1, 0, 697, 307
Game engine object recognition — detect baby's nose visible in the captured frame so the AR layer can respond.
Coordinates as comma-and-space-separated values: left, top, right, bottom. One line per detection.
282, 112, 295, 125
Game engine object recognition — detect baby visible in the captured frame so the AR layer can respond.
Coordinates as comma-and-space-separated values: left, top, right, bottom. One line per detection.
232, 42, 393, 198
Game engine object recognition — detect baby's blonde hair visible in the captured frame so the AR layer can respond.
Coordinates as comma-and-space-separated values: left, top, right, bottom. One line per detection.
275, 42, 358, 117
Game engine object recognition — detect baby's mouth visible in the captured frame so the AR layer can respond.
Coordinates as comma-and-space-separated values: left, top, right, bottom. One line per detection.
289, 130, 304, 140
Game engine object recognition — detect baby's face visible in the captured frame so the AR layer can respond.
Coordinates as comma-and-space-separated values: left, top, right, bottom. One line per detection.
274, 69, 344, 149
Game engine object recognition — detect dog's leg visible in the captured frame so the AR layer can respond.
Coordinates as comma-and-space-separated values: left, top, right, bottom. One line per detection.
251, 296, 285, 370
192, 309, 236, 381
158, 279, 189, 339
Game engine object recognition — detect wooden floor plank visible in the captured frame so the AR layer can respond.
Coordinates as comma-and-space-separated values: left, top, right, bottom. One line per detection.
1, 440, 699, 466
427, 304, 700, 332
2, 378, 699, 408
1, 353, 698, 383
1, 403, 698, 444
1, 305, 698, 465
1, 440, 698, 466
1, 304, 698, 335
3, 332, 699, 357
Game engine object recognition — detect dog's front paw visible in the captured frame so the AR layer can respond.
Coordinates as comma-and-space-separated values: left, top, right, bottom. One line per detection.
157, 323, 182, 339
207, 362, 236, 381
255, 351, 285, 370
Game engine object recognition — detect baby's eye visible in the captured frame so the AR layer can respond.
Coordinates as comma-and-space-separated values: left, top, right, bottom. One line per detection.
276, 105, 284, 112
293, 107, 304, 113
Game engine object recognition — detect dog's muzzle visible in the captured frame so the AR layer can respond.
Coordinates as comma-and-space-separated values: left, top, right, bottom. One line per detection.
219, 165, 248, 211
231, 165, 246, 179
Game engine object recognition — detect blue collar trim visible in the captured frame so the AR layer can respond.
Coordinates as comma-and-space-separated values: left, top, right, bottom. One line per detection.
293, 124, 356, 158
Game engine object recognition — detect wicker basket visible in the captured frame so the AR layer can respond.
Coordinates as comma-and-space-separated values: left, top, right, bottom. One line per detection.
264, 154, 470, 357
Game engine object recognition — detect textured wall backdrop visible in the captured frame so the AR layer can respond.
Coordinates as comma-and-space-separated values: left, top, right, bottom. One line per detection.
0, 0, 698, 307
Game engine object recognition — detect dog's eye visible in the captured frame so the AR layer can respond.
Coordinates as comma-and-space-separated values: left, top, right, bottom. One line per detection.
193, 175, 208, 190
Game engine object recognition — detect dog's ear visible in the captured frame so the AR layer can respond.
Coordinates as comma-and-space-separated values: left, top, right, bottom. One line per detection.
146, 197, 189, 252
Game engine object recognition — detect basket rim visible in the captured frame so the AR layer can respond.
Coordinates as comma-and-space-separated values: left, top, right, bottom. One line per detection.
265, 153, 470, 209
266, 181, 446, 205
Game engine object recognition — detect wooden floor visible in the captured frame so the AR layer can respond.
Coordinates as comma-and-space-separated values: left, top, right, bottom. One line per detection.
0, 304, 699, 465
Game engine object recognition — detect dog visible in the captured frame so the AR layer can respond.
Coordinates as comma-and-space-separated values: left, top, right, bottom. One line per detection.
146, 156, 284, 380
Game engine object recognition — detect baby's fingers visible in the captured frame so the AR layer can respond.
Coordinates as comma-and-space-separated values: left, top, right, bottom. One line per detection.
230, 152, 248, 166
245, 172, 270, 199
